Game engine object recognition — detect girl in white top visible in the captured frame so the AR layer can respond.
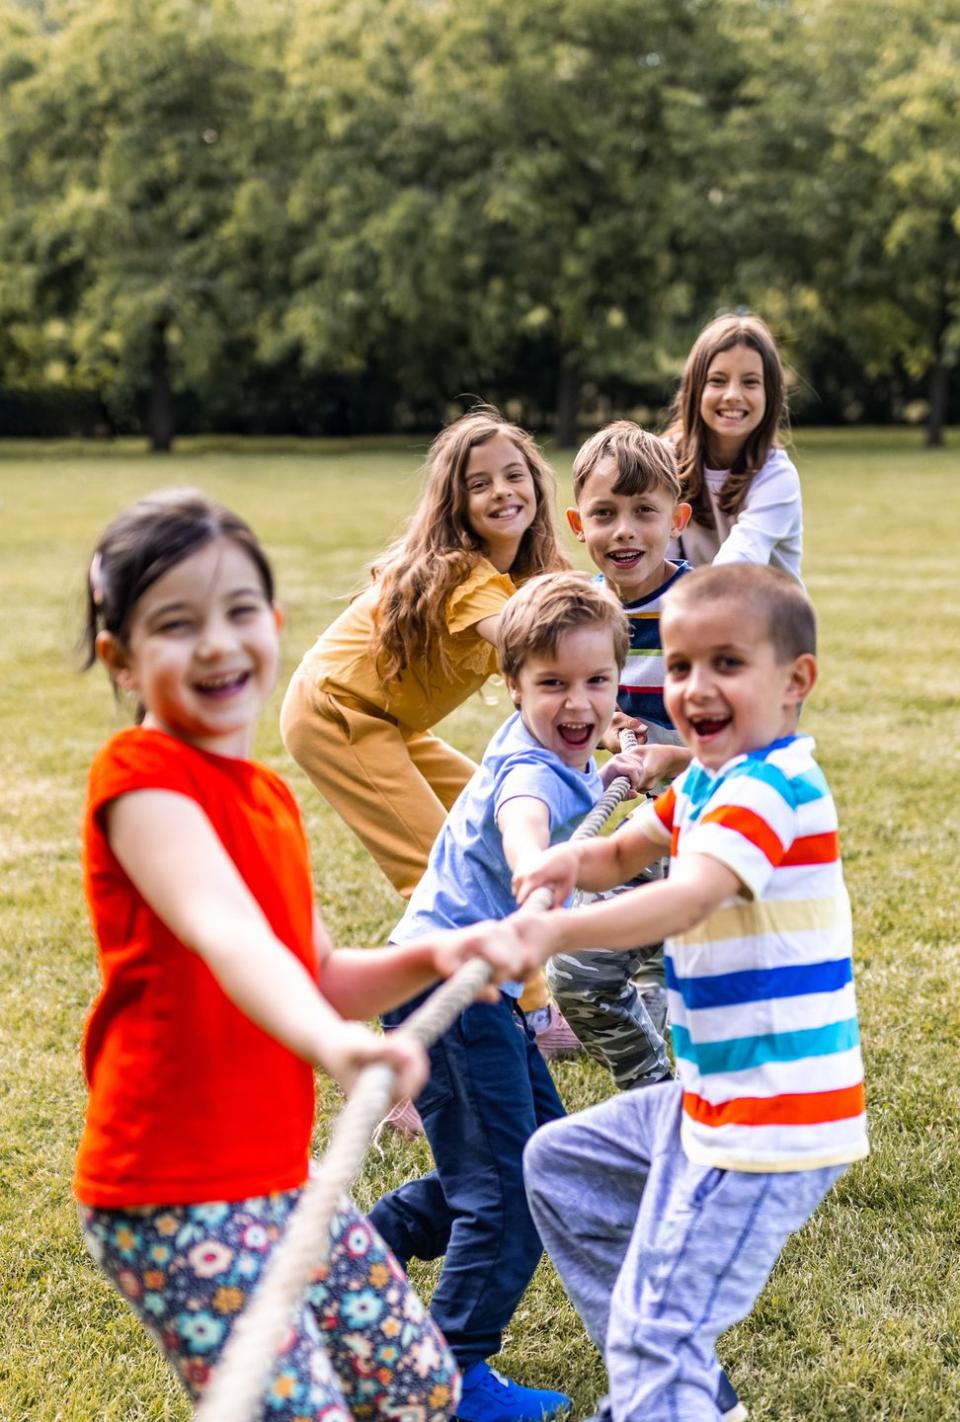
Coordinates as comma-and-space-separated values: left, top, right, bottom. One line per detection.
666, 312, 803, 581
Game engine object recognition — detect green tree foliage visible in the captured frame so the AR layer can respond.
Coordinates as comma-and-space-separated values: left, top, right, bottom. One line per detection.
714, 0, 960, 444
0, 0, 291, 449
282, 0, 744, 441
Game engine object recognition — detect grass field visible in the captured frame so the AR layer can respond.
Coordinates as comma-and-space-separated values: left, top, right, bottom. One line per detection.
1, 429, 959, 1421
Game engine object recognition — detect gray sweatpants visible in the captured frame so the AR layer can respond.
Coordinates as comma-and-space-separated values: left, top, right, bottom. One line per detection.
545, 860, 670, 1089
523, 1082, 844, 1422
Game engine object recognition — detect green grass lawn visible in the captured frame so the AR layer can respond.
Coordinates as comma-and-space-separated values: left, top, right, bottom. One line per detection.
1, 429, 958, 1421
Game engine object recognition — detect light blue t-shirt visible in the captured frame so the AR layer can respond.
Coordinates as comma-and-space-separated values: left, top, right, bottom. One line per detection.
392, 711, 603, 995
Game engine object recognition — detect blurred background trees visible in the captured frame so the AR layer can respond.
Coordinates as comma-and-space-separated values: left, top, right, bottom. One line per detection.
0, 0, 957, 449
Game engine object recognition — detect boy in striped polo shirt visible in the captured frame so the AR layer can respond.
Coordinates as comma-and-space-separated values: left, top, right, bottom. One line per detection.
510, 563, 868, 1421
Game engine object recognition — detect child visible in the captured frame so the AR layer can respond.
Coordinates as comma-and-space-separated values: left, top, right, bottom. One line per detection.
509, 564, 868, 1421
280, 406, 576, 1059
75, 488, 523, 1421
549, 421, 693, 1089
667, 313, 803, 580
367, 573, 645, 1422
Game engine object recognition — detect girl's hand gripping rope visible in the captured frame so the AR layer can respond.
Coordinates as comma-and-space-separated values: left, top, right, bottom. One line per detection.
322, 1021, 429, 1102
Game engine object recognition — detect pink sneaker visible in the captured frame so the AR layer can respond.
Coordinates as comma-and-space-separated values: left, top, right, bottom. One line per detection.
378, 1098, 425, 1137
532, 1003, 585, 1060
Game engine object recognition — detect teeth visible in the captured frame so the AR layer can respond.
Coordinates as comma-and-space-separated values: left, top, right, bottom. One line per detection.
198, 672, 245, 690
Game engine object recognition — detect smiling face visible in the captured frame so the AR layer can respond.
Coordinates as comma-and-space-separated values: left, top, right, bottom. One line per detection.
464, 432, 538, 572
97, 537, 282, 759
662, 596, 815, 770
699, 342, 767, 467
506, 624, 620, 771
568, 456, 691, 602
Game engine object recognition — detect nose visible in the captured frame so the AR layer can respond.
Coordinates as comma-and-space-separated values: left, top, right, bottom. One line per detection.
563, 681, 591, 714
685, 661, 713, 700
196, 615, 237, 658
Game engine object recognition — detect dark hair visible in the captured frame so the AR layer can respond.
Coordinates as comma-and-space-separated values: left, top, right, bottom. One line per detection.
667, 313, 788, 528
370, 405, 570, 687
498, 571, 630, 681
663, 563, 816, 661
571, 421, 682, 504
82, 487, 275, 677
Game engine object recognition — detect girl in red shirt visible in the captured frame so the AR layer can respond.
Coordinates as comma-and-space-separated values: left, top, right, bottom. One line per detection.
76, 488, 519, 1421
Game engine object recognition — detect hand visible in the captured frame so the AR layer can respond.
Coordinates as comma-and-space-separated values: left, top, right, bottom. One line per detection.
599, 750, 649, 797
600, 712, 648, 755
512, 842, 582, 909
320, 1020, 429, 1103
427, 921, 529, 1002
624, 742, 692, 791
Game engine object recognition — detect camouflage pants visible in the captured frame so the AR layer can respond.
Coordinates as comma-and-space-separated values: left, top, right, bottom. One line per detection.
545, 862, 671, 1091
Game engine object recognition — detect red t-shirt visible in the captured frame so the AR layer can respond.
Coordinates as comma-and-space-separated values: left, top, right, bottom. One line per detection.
75, 728, 317, 1207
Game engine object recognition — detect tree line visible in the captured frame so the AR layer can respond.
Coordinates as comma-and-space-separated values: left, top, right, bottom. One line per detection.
0, 0, 957, 450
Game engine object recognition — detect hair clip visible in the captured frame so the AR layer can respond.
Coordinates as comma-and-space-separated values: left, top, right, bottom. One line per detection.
90, 551, 105, 607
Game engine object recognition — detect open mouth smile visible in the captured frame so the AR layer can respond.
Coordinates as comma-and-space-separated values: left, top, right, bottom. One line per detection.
194, 671, 250, 698
608, 549, 643, 567
557, 721, 593, 749
690, 713, 731, 740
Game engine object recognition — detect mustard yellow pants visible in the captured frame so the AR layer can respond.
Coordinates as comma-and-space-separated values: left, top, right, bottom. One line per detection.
280, 674, 549, 1011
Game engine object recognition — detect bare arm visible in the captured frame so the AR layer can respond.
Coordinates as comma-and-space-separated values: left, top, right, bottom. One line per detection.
316, 914, 524, 1018
106, 791, 426, 1099
513, 814, 665, 905
497, 794, 551, 877
514, 853, 742, 961
474, 611, 502, 646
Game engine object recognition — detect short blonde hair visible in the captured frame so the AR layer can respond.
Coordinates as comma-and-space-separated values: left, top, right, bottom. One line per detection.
572, 420, 682, 503
497, 571, 629, 681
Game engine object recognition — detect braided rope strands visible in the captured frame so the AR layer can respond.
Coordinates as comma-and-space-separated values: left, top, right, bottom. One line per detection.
195, 732, 641, 1422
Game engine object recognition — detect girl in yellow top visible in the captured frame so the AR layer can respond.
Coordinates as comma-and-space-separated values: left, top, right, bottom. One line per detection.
281, 407, 570, 914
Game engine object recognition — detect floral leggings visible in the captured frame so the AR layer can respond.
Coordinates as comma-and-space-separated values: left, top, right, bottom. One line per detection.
80, 1189, 460, 1422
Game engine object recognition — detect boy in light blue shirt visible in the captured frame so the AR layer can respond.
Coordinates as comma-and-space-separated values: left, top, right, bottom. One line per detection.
370, 572, 640, 1422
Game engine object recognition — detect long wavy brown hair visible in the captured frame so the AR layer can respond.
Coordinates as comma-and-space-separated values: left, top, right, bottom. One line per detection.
667, 314, 789, 529
370, 407, 569, 687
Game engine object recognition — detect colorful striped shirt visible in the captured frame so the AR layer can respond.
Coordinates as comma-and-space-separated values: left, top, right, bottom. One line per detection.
634, 734, 868, 1172
600, 561, 690, 736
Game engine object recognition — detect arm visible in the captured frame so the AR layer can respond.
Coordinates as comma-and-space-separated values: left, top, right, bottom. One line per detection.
316, 915, 525, 1018
714, 454, 801, 566
106, 791, 426, 1099
474, 611, 501, 646
514, 853, 741, 961
497, 793, 551, 876
513, 814, 665, 905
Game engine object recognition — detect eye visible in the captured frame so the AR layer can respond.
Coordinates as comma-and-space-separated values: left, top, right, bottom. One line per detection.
665, 659, 689, 678
588, 673, 612, 685
716, 655, 743, 671
508, 470, 527, 482
156, 617, 192, 635
467, 478, 488, 493
230, 602, 262, 620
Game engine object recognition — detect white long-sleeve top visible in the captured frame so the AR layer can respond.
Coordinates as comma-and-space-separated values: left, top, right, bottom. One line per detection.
669, 447, 803, 582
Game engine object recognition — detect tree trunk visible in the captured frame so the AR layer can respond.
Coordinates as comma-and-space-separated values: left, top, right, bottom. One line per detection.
925, 358, 948, 448
924, 282, 950, 449
147, 319, 175, 453
555, 359, 581, 448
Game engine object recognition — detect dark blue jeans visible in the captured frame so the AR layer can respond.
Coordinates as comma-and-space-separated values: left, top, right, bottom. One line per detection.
371, 991, 565, 1368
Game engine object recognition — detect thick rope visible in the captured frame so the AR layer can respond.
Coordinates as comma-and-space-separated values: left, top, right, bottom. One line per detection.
195, 731, 640, 1422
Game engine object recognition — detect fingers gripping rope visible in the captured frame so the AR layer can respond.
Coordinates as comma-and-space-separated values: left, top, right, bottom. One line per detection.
195, 731, 641, 1422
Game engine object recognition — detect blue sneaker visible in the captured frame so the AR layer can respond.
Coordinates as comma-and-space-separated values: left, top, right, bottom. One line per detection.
457, 1361, 571, 1422
718, 1368, 748, 1421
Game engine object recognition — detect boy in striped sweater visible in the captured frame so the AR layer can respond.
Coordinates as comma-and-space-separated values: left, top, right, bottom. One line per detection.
509, 563, 868, 1422
551, 422, 694, 1088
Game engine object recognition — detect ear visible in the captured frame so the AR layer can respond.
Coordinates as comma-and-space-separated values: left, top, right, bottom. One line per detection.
566, 507, 585, 542
96, 630, 137, 693
671, 502, 692, 537
273, 603, 285, 633
784, 652, 817, 705
504, 675, 522, 708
